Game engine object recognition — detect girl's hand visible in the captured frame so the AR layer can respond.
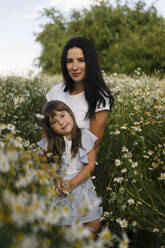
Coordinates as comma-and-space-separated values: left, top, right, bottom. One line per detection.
55, 178, 63, 196
62, 180, 73, 194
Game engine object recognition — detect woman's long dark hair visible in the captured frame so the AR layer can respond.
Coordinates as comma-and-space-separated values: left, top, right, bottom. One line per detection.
42, 100, 82, 163
61, 37, 114, 119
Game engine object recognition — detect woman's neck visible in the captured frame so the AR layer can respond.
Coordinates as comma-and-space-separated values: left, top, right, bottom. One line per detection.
70, 81, 84, 95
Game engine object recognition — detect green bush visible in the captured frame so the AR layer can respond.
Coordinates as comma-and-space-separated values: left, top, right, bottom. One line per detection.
35, 1, 165, 76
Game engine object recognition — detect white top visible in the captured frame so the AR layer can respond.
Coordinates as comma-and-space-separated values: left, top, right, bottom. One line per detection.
60, 129, 97, 175
62, 137, 79, 175
46, 82, 110, 129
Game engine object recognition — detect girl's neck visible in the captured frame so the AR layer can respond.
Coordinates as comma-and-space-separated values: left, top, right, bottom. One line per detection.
64, 134, 72, 141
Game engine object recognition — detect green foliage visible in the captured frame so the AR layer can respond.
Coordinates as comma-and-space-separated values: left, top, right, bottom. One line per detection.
35, 8, 69, 74
35, 0, 165, 76
96, 73, 165, 247
0, 74, 62, 143
0, 74, 62, 144
0, 75, 47, 143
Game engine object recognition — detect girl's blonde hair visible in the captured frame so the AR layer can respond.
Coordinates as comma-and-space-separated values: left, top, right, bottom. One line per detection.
42, 100, 82, 163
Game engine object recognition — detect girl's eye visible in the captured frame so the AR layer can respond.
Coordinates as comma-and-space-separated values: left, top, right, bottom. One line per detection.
51, 120, 56, 125
61, 114, 65, 118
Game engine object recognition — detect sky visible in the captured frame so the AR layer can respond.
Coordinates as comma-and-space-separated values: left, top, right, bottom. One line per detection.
0, 0, 165, 76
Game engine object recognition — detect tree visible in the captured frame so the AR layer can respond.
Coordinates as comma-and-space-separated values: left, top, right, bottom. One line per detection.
35, 1, 165, 75
35, 8, 68, 74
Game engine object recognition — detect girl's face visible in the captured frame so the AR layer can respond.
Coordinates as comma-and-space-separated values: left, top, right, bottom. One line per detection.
49, 110, 74, 140
66, 47, 86, 84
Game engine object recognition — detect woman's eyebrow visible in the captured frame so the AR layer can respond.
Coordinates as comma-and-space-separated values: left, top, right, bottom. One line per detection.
67, 56, 85, 59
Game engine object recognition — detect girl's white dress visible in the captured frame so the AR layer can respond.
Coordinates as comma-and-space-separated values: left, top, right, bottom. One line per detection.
38, 129, 102, 225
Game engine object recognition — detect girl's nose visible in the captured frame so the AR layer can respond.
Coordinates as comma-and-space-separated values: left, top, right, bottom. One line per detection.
58, 119, 64, 126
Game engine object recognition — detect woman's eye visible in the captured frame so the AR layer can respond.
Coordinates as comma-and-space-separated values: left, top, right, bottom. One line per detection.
66, 59, 72, 63
79, 58, 85, 62
61, 114, 65, 118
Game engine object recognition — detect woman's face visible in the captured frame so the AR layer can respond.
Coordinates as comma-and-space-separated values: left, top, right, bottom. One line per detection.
66, 47, 86, 84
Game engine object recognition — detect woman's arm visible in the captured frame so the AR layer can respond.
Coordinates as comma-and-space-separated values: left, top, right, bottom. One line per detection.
41, 130, 46, 139
62, 148, 96, 193
90, 110, 109, 153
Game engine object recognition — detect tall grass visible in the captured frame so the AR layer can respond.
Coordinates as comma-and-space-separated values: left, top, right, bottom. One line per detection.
0, 74, 61, 143
96, 72, 165, 247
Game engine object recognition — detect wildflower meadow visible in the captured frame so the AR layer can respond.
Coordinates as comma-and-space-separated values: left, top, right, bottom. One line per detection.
0, 71, 164, 247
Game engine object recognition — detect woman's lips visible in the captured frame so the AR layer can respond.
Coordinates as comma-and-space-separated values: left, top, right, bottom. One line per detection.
72, 73, 81, 77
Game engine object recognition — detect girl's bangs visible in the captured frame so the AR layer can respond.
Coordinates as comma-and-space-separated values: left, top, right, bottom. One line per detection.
49, 104, 67, 118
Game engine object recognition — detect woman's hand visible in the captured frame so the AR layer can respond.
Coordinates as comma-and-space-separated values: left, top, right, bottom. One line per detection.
90, 110, 109, 153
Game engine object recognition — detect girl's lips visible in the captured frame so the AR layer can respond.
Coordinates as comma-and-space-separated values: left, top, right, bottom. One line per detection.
62, 124, 68, 130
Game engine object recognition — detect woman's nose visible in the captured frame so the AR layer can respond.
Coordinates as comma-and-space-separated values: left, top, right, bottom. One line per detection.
72, 61, 78, 70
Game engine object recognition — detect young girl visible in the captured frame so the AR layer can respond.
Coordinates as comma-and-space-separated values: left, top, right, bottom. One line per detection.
39, 100, 102, 233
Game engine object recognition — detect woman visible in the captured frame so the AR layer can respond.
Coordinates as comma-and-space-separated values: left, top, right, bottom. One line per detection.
45, 37, 114, 153
38, 37, 114, 234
